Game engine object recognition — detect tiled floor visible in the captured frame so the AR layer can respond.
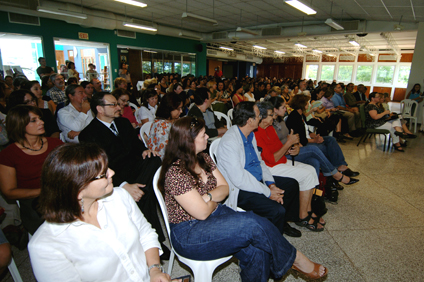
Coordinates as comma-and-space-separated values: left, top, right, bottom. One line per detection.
2, 131, 424, 282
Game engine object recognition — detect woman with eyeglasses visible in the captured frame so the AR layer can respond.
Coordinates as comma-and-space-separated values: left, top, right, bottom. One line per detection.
28, 143, 176, 282
158, 116, 328, 282
112, 88, 138, 128
0, 105, 63, 235
8, 90, 60, 138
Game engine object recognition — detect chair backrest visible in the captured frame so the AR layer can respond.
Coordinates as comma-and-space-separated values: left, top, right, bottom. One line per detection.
209, 138, 221, 164
400, 99, 418, 117
152, 167, 172, 239
359, 104, 367, 128
227, 109, 233, 120
213, 111, 232, 128
134, 107, 142, 124
140, 121, 153, 147
128, 102, 139, 111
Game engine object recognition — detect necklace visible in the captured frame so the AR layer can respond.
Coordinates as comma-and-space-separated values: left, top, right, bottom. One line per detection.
22, 138, 44, 151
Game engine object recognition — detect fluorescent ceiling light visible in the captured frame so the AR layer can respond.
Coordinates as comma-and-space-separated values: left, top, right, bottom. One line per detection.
326, 54, 336, 56
143, 50, 157, 53
182, 12, 218, 25
274, 51, 285, 54
123, 22, 157, 32
325, 18, 344, 30
284, 0, 317, 15
313, 49, 323, 53
236, 27, 259, 36
220, 47, 234, 51
349, 40, 360, 47
179, 32, 203, 40
114, 0, 147, 8
253, 45, 267, 49
295, 43, 307, 48
37, 6, 87, 19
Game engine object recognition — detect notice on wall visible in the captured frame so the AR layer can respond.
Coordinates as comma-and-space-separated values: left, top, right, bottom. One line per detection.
379, 54, 397, 61
339, 55, 355, 61
78, 32, 89, 40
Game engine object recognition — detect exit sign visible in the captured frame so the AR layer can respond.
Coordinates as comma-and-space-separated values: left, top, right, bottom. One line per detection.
78, 32, 89, 40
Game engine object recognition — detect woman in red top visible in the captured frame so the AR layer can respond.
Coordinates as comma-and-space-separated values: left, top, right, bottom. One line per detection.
0, 105, 63, 234
254, 101, 325, 232
112, 88, 139, 128
232, 83, 245, 106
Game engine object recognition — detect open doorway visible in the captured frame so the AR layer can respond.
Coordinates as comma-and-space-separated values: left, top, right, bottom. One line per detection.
54, 38, 111, 90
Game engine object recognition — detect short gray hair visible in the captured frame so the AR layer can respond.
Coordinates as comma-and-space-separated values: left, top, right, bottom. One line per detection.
256, 101, 274, 123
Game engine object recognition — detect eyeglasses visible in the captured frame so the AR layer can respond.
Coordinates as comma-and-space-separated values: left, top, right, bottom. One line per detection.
102, 103, 119, 107
190, 117, 199, 128
92, 173, 107, 181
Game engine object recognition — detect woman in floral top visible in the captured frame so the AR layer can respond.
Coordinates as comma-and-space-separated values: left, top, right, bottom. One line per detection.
157, 116, 328, 282
365, 92, 406, 152
147, 93, 183, 159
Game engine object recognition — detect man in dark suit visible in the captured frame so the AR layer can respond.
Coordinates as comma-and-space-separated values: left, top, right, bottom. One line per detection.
352, 84, 368, 104
79, 92, 170, 258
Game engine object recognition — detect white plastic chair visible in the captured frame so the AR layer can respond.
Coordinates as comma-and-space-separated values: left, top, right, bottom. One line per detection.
8, 257, 23, 282
400, 99, 418, 133
213, 111, 232, 128
209, 138, 221, 164
152, 168, 233, 281
128, 102, 139, 111
139, 121, 152, 147
227, 109, 233, 120
209, 140, 245, 213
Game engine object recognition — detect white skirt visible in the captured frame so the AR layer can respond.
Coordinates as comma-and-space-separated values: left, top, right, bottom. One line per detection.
268, 161, 319, 191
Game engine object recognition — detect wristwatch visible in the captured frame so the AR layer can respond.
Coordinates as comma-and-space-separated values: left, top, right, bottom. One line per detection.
148, 264, 164, 273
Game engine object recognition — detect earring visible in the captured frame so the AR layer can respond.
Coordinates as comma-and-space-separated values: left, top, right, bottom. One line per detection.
80, 198, 84, 213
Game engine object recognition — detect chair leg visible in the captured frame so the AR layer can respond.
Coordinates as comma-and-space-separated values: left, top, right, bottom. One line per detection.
8, 257, 23, 282
383, 134, 387, 152
357, 135, 364, 146
167, 251, 175, 275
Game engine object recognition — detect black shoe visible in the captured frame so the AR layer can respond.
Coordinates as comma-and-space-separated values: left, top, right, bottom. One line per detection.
283, 223, 302, 237
337, 135, 346, 143
160, 243, 171, 260
394, 131, 408, 139
405, 133, 417, 139
341, 168, 359, 177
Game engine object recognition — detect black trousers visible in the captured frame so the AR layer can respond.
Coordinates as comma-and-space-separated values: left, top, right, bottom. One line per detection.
237, 176, 300, 235
130, 156, 166, 243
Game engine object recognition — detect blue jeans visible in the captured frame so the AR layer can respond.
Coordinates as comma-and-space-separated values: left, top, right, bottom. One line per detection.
170, 205, 297, 282
287, 144, 339, 177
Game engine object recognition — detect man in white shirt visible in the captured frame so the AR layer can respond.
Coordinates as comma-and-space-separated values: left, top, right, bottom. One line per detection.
57, 84, 94, 143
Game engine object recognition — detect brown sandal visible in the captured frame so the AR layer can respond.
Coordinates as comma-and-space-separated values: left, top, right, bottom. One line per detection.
292, 262, 328, 280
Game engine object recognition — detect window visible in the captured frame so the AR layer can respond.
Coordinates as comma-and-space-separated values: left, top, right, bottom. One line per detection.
0, 34, 43, 81
320, 65, 335, 81
337, 65, 353, 82
375, 65, 395, 84
397, 65, 411, 85
174, 62, 181, 74
355, 65, 373, 83
305, 65, 318, 80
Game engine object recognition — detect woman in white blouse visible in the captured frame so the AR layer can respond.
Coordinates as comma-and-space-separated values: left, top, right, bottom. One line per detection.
243, 83, 255, 102
28, 143, 173, 282
137, 88, 158, 125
